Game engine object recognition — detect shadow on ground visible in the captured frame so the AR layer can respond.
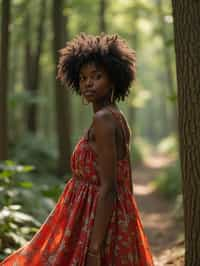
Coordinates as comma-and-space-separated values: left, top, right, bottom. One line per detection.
132, 153, 184, 265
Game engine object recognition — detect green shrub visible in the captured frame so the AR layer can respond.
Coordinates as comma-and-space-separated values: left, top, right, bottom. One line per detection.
152, 160, 182, 200
0, 161, 34, 206
130, 137, 153, 166
130, 142, 143, 166
0, 159, 67, 260
0, 161, 40, 258
157, 134, 178, 156
10, 133, 57, 175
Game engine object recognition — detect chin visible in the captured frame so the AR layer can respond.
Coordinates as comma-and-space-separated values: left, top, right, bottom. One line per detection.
85, 97, 95, 103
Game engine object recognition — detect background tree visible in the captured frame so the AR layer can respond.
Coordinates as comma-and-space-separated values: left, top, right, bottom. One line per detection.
99, 0, 107, 32
172, 1, 200, 265
52, 0, 71, 176
24, 0, 46, 133
0, 0, 11, 160
156, 0, 177, 135
128, 2, 140, 134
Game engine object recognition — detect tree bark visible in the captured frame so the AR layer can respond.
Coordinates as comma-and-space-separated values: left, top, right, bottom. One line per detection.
172, 1, 200, 265
157, 0, 178, 134
0, 0, 11, 160
52, 0, 71, 176
25, 0, 46, 132
24, 6, 33, 103
128, 6, 139, 135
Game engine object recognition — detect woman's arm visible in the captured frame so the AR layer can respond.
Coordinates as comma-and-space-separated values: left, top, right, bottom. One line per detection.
88, 110, 117, 253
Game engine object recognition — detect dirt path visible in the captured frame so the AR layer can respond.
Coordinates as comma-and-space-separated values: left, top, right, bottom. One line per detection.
132, 153, 184, 265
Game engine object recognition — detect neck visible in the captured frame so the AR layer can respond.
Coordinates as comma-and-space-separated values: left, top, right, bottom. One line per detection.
92, 101, 116, 113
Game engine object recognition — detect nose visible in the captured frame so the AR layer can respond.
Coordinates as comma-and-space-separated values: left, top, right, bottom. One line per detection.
85, 77, 93, 88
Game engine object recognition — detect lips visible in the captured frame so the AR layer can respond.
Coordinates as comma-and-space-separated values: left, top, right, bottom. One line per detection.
83, 90, 95, 97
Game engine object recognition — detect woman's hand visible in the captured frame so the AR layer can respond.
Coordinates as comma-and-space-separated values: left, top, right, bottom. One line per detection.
85, 251, 101, 266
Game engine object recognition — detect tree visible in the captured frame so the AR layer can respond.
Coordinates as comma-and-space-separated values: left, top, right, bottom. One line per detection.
0, 0, 11, 160
128, 3, 139, 135
156, 0, 177, 134
52, 0, 71, 176
172, 1, 200, 265
99, 0, 107, 32
24, 0, 46, 133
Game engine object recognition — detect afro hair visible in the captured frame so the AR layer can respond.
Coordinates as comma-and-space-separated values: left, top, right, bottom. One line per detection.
57, 33, 136, 102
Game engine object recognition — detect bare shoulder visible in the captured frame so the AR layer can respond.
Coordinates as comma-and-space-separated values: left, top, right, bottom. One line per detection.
93, 108, 114, 123
93, 108, 116, 136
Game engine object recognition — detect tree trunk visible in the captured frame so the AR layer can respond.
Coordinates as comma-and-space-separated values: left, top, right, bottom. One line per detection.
52, 0, 71, 176
157, 0, 178, 134
99, 0, 107, 32
158, 81, 169, 138
0, 0, 11, 160
172, 1, 200, 265
128, 6, 138, 135
25, 0, 46, 133
24, 6, 33, 106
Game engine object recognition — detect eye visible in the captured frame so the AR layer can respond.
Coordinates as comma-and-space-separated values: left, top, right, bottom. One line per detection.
79, 75, 85, 82
95, 72, 102, 80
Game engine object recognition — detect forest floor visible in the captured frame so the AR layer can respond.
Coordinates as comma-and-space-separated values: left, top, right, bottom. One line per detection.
133, 153, 185, 266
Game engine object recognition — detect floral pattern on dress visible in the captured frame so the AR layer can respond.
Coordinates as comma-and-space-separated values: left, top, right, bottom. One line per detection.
0, 135, 154, 266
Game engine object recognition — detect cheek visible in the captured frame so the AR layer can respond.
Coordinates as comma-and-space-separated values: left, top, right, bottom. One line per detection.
96, 80, 111, 94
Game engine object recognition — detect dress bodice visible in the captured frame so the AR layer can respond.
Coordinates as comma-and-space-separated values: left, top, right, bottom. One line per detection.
0, 114, 154, 266
70, 135, 132, 191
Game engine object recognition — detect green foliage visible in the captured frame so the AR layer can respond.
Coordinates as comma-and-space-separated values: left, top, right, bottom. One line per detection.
9, 133, 67, 221
41, 184, 63, 202
167, 92, 177, 103
131, 136, 154, 163
0, 205, 40, 259
0, 160, 65, 259
0, 161, 40, 259
10, 133, 57, 175
130, 142, 143, 166
9, 91, 47, 109
0, 160, 34, 206
157, 134, 178, 155
152, 160, 182, 200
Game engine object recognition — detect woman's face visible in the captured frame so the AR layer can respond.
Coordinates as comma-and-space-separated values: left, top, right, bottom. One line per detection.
79, 62, 113, 104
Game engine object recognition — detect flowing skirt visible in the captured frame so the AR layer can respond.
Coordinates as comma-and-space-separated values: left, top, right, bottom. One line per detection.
0, 178, 154, 266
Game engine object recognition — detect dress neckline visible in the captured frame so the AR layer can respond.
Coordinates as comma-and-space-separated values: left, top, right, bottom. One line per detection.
82, 129, 129, 163
85, 106, 130, 159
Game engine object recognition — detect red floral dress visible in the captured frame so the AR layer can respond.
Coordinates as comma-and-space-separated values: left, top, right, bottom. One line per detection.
0, 111, 154, 266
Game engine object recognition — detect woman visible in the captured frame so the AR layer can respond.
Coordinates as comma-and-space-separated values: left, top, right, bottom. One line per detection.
0, 33, 154, 265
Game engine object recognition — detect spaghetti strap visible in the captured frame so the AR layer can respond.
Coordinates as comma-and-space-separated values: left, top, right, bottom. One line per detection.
106, 106, 133, 195
106, 106, 130, 155
85, 106, 133, 195
86, 107, 129, 149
